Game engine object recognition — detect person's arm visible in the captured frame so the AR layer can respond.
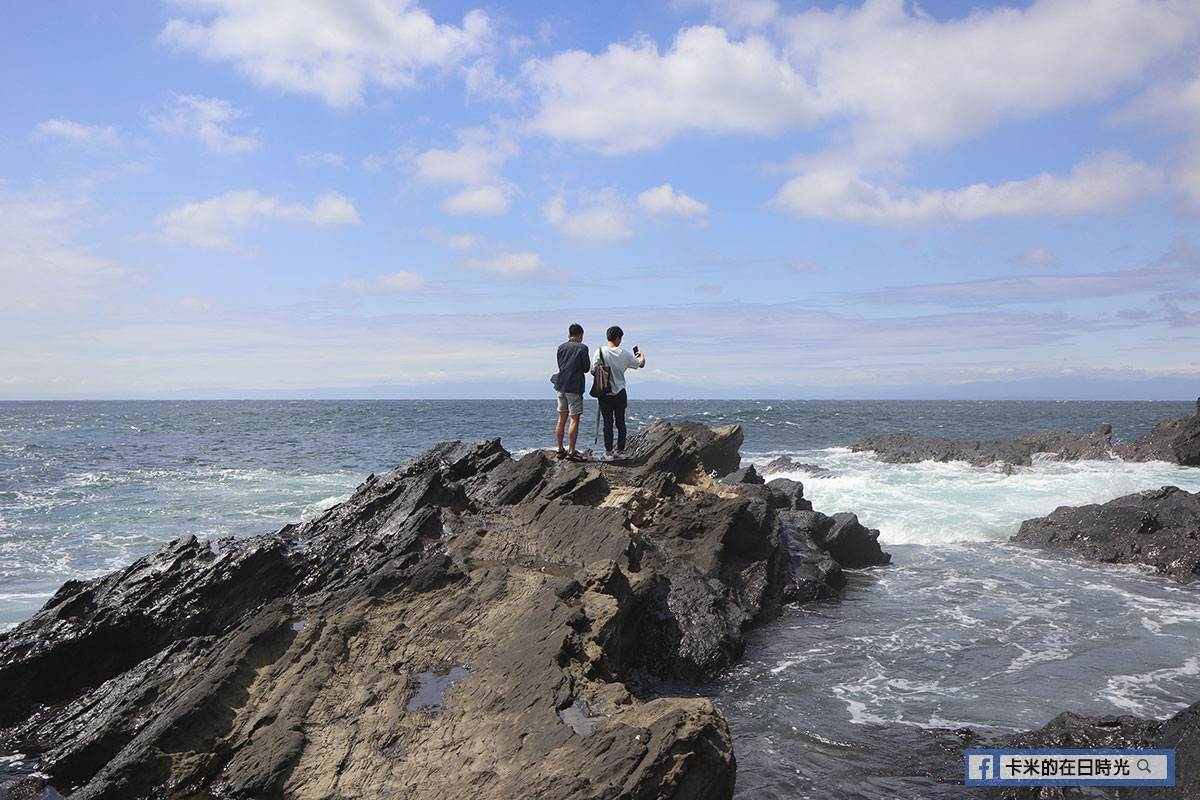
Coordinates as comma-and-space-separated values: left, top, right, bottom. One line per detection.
627, 348, 645, 369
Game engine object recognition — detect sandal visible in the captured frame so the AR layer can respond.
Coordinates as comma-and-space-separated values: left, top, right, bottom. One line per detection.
555, 449, 568, 459
566, 451, 588, 462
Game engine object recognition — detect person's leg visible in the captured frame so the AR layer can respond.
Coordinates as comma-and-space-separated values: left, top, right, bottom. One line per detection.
613, 389, 628, 453
555, 393, 569, 454
567, 413, 581, 452
599, 394, 615, 454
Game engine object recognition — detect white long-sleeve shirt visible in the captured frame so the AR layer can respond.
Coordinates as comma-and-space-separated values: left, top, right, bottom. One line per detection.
592, 345, 642, 395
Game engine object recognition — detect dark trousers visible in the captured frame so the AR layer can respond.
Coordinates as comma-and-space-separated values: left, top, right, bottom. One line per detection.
598, 389, 628, 452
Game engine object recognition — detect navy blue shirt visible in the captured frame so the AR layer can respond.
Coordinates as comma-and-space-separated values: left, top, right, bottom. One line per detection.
554, 339, 590, 394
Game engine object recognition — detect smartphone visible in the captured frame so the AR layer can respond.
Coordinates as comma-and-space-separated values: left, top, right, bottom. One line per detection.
632, 346, 640, 355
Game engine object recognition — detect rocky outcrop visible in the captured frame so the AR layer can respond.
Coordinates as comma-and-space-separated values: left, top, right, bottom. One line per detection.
851, 404, 1200, 468
990, 701, 1200, 800
0, 422, 888, 800
850, 428, 1115, 467
1012, 486, 1200, 582
1117, 402, 1200, 466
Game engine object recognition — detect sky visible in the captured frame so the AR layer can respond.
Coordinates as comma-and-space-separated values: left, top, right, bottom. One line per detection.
3, 0, 1200, 400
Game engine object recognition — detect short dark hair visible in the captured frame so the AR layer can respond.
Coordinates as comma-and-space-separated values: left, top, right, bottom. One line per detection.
568, 323, 583, 338
606, 325, 623, 342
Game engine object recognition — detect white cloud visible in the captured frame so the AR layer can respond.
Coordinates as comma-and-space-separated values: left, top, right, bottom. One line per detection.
154, 190, 361, 249
299, 152, 346, 168
32, 119, 120, 148
442, 185, 512, 216
414, 129, 518, 216
362, 154, 390, 173
340, 270, 426, 291
775, 0, 1199, 161
0, 197, 133, 314
675, 0, 779, 30
524, 0, 1200, 165
525, 25, 821, 153
149, 93, 259, 154
446, 233, 482, 250
414, 134, 518, 185
1110, 65, 1200, 208
774, 151, 1163, 226
637, 183, 708, 217
1018, 247, 1060, 268
461, 251, 545, 275
160, 0, 493, 108
544, 194, 634, 244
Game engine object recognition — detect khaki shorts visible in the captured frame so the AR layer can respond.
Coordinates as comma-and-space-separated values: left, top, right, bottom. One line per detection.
557, 391, 583, 416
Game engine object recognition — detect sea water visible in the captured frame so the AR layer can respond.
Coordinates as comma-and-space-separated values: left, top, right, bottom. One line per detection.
2, 399, 1199, 797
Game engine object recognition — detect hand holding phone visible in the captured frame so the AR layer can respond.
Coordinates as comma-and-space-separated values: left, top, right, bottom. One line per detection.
632, 346, 640, 356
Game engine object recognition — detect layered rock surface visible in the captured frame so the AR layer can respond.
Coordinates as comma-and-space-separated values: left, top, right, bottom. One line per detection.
851, 402, 1200, 467
1012, 486, 1200, 582
0, 421, 888, 800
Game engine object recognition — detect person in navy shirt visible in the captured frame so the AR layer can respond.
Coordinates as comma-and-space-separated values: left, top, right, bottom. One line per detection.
552, 323, 590, 460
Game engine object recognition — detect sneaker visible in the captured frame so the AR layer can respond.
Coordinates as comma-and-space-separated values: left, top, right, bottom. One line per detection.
598, 452, 615, 461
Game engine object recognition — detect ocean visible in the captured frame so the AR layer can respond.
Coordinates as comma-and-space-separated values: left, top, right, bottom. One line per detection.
3, 399, 1200, 797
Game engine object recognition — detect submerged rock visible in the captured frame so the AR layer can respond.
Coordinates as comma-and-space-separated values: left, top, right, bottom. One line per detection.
0, 422, 887, 800
1012, 486, 1200, 582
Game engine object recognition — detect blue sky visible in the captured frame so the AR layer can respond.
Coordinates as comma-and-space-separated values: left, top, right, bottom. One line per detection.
3, 0, 1199, 400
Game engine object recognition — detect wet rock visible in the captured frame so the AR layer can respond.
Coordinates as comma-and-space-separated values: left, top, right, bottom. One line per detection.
1012, 486, 1200, 582
850, 428, 1114, 467
1116, 407, 1200, 466
719, 465, 764, 485
760, 456, 828, 477
0, 422, 881, 800
788, 510, 891, 570
852, 406, 1200, 468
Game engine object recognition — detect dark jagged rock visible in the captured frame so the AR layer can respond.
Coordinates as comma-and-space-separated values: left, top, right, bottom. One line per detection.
719, 465, 764, 485
0, 422, 884, 800
981, 700, 1200, 800
1116, 405, 1200, 466
1012, 486, 1200, 582
851, 405, 1200, 468
760, 456, 829, 477
788, 511, 891, 570
850, 428, 1115, 467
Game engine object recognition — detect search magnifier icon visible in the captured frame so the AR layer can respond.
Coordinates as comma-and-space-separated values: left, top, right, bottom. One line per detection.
1136, 758, 1151, 772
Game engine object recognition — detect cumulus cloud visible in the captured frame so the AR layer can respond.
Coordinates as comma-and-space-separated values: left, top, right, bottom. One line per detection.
414, 129, 518, 216
32, 119, 120, 148
461, 251, 545, 275
544, 194, 634, 244
148, 93, 259, 154
154, 190, 361, 249
774, 151, 1162, 226
525, 0, 1199, 159
637, 183, 708, 217
340, 270, 426, 292
775, 0, 1199, 160
675, 0, 779, 30
442, 185, 512, 216
525, 25, 821, 153
160, 0, 493, 107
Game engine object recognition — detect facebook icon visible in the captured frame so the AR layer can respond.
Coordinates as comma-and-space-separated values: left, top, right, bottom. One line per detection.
967, 754, 999, 781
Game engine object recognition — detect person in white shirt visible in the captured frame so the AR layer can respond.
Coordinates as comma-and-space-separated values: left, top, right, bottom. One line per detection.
590, 325, 645, 460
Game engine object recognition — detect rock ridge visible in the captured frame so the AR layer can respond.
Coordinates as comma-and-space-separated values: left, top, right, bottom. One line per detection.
0, 421, 888, 800
851, 404, 1200, 467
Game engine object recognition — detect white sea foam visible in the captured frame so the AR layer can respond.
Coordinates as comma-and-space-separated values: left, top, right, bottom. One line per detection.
752, 451, 1200, 545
